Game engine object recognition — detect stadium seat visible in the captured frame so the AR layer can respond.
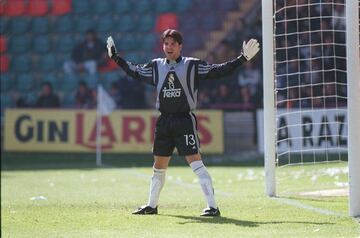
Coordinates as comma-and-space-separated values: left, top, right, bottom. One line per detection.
101, 71, 119, 89
0, 73, 13, 92
155, 13, 178, 33
96, 15, 113, 33
179, 15, 198, 32
185, 34, 202, 50
0, 1, 5, 15
124, 51, 141, 63
11, 55, 31, 73
194, 0, 216, 13
141, 33, 156, 51
54, 15, 73, 33
24, 91, 38, 106
27, 0, 49, 16
9, 36, 31, 54
0, 17, 9, 34
72, 0, 91, 15
4, 0, 26, 16
15, 73, 34, 92
133, 0, 151, 13
56, 34, 74, 53
31, 17, 50, 34
86, 73, 98, 88
175, 0, 193, 12
0, 36, 7, 53
200, 13, 221, 31
10, 17, 31, 34
103, 71, 119, 84
38, 54, 58, 72
41, 72, 59, 88
113, 0, 132, 14
218, 0, 238, 11
137, 14, 155, 32
115, 14, 137, 33
75, 15, 94, 33
92, 1, 111, 15
1, 93, 14, 109
118, 34, 137, 51
155, 0, 173, 13
61, 74, 79, 91
51, 0, 72, 16
32, 35, 51, 54
61, 91, 75, 108
98, 57, 118, 73
0, 54, 9, 73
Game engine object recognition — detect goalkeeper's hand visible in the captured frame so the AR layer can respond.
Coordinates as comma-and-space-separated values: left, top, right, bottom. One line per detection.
107, 36, 117, 59
242, 39, 260, 61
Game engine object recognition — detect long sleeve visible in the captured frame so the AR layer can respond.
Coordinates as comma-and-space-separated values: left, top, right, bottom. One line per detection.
112, 54, 155, 86
196, 54, 247, 80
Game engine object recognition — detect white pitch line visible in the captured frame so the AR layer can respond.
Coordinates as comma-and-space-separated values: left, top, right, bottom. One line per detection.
273, 197, 346, 217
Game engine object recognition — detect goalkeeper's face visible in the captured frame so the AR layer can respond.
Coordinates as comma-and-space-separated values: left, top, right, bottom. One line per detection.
163, 37, 182, 61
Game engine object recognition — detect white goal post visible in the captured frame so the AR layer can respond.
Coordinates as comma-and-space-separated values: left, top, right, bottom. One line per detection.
345, 0, 360, 218
262, 0, 360, 217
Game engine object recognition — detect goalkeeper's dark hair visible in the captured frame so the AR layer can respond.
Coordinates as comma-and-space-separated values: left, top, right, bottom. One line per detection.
161, 29, 183, 45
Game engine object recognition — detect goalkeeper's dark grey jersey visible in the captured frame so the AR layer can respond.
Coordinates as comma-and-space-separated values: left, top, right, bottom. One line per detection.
112, 55, 247, 113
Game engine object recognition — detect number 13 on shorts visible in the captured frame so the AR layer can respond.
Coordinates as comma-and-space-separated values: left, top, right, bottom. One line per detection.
184, 134, 196, 146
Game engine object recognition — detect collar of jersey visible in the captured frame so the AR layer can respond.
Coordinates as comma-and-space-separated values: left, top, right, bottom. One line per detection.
166, 56, 182, 64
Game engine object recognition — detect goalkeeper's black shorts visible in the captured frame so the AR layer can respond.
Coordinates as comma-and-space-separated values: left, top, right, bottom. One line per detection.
153, 112, 200, 156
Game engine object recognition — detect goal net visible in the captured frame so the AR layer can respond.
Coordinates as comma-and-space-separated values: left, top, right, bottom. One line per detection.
274, 0, 347, 165
262, 0, 360, 216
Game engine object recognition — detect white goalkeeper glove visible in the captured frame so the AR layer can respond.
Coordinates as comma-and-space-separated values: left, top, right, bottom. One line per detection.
107, 36, 117, 58
242, 38, 260, 61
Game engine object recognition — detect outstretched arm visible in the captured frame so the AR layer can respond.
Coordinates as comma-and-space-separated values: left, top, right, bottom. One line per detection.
107, 36, 155, 85
198, 39, 260, 80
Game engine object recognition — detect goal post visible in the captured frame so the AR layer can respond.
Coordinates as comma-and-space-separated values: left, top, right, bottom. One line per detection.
262, 0, 360, 217
346, 0, 360, 218
262, 0, 276, 197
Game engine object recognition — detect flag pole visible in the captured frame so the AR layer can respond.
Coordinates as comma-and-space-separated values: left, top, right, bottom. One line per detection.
96, 85, 116, 167
96, 85, 102, 167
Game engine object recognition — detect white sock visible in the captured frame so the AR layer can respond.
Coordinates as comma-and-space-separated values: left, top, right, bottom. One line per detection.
147, 167, 166, 208
190, 160, 217, 208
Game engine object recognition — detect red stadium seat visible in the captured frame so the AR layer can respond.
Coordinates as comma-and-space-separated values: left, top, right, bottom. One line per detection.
0, 36, 6, 53
5, 0, 26, 16
51, 0, 72, 16
0, 1, 5, 16
0, 54, 9, 73
98, 58, 119, 73
27, 0, 48, 16
155, 13, 178, 33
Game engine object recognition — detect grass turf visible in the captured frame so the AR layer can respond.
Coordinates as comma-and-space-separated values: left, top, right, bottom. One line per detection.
1, 154, 359, 238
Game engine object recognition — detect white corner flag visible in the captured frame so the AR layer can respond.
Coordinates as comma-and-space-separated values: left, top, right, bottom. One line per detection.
96, 85, 116, 166
97, 85, 116, 116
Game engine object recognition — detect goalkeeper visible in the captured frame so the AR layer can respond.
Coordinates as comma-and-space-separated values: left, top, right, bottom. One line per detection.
107, 29, 259, 216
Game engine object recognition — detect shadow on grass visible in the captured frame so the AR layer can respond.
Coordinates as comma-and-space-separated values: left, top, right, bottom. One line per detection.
162, 214, 334, 227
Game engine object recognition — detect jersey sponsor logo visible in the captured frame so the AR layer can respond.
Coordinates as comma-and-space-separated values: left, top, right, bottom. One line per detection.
162, 73, 181, 98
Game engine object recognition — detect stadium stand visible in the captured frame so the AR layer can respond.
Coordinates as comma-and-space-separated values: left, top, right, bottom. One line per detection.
27, 0, 49, 16
15, 73, 34, 93
10, 17, 31, 34
1, 0, 263, 113
1, 73, 12, 92
0, 54, 9, 73
3, 0, 26, 17
31, 17, 50, 34
50, 0, 72, 16
0, 35, 7, 53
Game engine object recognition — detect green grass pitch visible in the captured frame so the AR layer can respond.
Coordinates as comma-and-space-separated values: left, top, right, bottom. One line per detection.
1, 153, 359, 238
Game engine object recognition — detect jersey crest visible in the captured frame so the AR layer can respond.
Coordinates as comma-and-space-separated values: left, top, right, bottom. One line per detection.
159, 71, 189, 112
